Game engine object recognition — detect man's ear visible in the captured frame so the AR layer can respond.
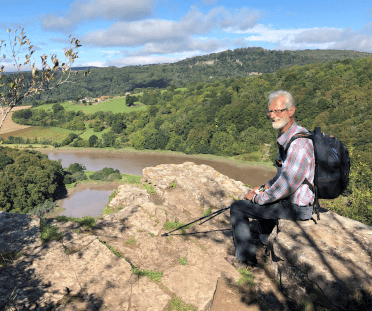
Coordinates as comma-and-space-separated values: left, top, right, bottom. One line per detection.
289, 106, 295, 117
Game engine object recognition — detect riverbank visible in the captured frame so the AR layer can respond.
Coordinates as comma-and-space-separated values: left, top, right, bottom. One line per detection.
30, 145, 276, 171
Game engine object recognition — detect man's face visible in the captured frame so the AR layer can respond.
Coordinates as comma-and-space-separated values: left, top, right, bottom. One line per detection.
269, 96, 290, 131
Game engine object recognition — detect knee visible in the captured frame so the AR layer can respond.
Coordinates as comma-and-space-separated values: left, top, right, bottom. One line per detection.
230, 200, 248, 216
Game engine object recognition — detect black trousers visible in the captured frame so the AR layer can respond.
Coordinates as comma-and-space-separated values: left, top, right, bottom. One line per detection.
229, 199, 300, 262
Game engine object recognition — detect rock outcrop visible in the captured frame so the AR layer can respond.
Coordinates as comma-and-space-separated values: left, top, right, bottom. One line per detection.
269, 209, 372, 310
0, 162, 371, 310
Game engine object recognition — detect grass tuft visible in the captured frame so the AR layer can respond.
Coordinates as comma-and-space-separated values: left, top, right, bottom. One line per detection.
125, 236, 136, 245
131, 267, 163, 282
163, 218, 194, 235
142, 182, 156, 194
202, 207, 213, 217
179, 257, 188, 265
40, 218, 63, 244
98, 238, 123, 258
236, 268, 256, 286
168, 295, 198, 311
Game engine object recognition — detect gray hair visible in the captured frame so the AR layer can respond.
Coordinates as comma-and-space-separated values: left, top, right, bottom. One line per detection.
268, 90, 295, 109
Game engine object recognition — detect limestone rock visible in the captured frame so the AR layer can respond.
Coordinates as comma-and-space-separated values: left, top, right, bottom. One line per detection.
269, 209, 372, 310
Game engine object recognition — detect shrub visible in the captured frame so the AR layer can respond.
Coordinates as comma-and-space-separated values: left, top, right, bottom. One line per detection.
90, 167, 120, 181
40, 218, 63, 244
64, 174, 76, 184
28, 201, 57, 218
106, 172, 122, 181
67, 163, 86, 174
0, 153, 14, 170
72, 171, 88, 181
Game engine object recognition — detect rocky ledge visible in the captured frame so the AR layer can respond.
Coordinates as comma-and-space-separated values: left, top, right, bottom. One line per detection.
0, 162, 371, 310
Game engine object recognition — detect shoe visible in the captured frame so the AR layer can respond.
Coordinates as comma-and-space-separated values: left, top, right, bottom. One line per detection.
225, 256, 257, 269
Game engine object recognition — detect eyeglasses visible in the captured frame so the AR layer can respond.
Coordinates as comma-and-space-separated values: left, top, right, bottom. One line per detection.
266, 109, 288, 118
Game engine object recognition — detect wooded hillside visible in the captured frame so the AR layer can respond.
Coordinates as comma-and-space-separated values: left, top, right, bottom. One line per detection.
2, 47, 371, 105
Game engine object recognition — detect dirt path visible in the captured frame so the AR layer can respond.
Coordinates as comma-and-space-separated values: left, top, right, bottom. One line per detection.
0, 105, 31, 134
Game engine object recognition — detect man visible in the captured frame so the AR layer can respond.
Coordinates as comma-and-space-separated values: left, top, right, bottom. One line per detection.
226, 90, 315, 268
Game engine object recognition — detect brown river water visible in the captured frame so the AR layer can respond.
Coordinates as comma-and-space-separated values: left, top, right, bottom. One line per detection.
40, 149, 277, 217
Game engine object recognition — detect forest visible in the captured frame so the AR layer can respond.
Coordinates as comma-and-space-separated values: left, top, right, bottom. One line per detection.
10, 56, 372, 167
1, 47, 371, 105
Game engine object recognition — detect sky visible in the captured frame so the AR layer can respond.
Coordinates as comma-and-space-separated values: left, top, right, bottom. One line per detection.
1, 0, 372, 71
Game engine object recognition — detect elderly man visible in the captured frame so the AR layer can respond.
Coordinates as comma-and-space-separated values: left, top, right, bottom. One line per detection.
226, 90, 315, 268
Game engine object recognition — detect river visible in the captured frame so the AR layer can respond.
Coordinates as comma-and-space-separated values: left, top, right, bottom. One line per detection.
42, 148, 277, 217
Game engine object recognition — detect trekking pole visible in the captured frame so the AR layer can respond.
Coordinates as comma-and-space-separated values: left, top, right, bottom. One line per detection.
161, 204, 231, 236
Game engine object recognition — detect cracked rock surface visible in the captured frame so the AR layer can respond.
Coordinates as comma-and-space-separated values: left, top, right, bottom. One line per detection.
269, 210, 372, 310
1, 162, 371, 310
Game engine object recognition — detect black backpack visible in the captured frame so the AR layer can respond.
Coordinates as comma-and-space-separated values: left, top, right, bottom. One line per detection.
280, 127, 350, 220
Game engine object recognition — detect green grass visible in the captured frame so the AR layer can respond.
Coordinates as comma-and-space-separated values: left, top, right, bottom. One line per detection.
79, 127, 111, 140
179, 257, 188, 265
124, 236, 136, 245
163, 218, 194, 235
98, 238, 123, 258
131, 267, 163, 282
4, 126, 80, 142
142, 182, 156, 194
168, 295, 198, 311
0, 251, 22, 268
202, 207, 213, 217
122, 174, 142, 184
170, 182, 176, 189
55, 215, 97, 229
40, 218, 63, 244
34, 98, 146, 114
236, 268, 256, 286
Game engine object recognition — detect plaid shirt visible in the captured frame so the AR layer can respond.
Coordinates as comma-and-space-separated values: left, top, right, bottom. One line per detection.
257, 122, 315, 206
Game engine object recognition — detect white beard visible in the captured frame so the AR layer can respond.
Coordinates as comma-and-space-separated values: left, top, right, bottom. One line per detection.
271, 115, 289, 130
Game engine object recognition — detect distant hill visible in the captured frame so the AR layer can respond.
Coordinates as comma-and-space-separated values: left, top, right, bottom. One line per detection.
2, 47, 371, 104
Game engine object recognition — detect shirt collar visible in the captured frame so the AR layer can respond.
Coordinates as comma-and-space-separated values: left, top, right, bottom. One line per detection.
277, 122, 299, 148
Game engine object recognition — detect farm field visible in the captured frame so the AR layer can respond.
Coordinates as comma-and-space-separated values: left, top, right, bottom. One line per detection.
34, 97, 146, 114
79, 127, 111, 140
0, 126, 81, 142
0, 106, 31, 135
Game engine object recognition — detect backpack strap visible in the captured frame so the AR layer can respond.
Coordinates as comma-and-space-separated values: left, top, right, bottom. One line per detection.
282, 132, 320, 220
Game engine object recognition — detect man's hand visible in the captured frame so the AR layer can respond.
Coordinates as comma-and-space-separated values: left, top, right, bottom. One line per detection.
244, 189, 258, 202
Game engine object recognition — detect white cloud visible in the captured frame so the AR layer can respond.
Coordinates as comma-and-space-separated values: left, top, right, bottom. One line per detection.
128, 37, 230, 56
293, 27, 353, 43
80, 61, 106, 67
41, 0, 155, 32
105, 55, 180, 67
234, 24, 372, 52
82, 6, 261, 48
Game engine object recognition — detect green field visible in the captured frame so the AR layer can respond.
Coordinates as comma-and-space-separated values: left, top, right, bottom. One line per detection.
5, 127, 81, 142
79, 127, 111, 140
34, 98, 147, 114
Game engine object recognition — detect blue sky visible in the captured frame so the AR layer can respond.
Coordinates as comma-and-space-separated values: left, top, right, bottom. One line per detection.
1, 0, 372, 71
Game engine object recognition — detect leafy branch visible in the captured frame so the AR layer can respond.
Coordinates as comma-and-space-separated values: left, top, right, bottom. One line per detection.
0, 27, 89, 131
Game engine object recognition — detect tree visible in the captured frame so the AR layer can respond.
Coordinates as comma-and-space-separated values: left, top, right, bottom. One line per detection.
111, 120, 125, 133
125, 94, 137, 107
52, 103, 64, 114
67, 163, 86, 174
0, 27, 89, 131
88, 135, 98, 147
